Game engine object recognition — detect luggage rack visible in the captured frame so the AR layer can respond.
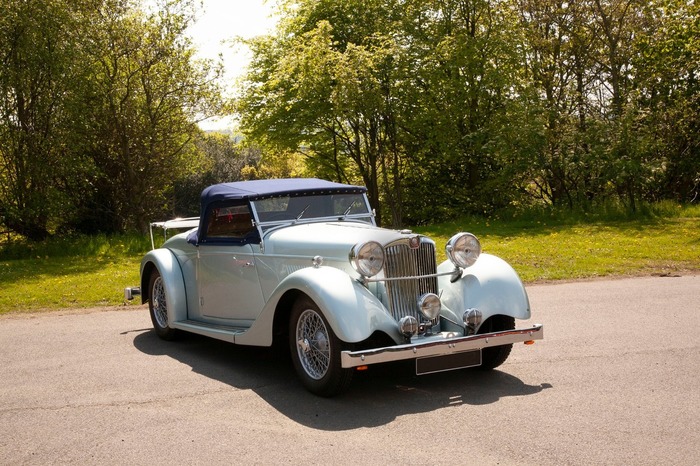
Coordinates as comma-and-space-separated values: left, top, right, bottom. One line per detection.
149, 217, 199, 249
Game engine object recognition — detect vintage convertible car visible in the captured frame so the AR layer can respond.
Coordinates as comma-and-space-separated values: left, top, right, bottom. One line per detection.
125, 178, 543, 396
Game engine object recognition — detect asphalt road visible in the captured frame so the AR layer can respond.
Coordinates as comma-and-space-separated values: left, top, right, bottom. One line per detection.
1, 275, 698, 465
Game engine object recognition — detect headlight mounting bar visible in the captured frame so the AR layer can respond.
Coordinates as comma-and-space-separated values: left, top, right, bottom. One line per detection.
362, 269, 458, 283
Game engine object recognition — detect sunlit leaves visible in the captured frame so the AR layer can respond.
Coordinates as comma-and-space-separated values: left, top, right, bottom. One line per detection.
0, 0, 226, 236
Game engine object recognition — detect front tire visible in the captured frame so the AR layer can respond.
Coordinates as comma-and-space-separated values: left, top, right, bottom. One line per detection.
148, 269, 178, 341
289, 297, 353, 396
478, 315, 515, 370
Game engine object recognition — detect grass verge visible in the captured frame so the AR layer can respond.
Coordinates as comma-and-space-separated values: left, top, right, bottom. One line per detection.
1, 234, 149, 314
416, 217, 700, 282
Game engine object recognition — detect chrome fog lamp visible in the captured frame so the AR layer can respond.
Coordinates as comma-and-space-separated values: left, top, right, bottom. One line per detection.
398, 316, 418, 337
349, 241, 385, 277
463, 308, 483, 335
418, 293, 441, 320
446, 232, 481, 268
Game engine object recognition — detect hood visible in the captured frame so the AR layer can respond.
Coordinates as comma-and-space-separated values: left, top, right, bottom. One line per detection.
263, 222, 410, 259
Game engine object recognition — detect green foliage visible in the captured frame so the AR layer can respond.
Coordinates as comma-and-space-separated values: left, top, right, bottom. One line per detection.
0, 0, 226, 237
238, 0, 700, 227
238, 0, 414, 226
2, 0, 699, 238
0, 0, 90, 239
633, 0, 700, 203
70, 0, 226, 233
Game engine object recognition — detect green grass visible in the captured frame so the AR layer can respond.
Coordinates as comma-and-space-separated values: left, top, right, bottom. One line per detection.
0, 234, 150, 314
1, 204, 699, 314
416, 217, 700, 282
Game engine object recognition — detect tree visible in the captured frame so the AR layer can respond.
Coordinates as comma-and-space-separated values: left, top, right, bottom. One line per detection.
76, 0, 225, 233
397, 0, 525, 222
0, 0, 90, 239
510, 0, 664, 211
239, 0, 527, 226
173, 132, 265, 217
513, 0, 592, 208
239, 0, 412, 226
238, 0, 699, 221
0, 0, 226, 237
633, 0, 700, 203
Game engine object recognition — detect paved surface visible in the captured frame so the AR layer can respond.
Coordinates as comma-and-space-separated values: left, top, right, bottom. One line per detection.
1, 275, 698, 465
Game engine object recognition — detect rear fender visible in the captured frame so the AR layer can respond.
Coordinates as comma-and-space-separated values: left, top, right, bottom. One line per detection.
234, 266, 399, 346
438, 253, 531, 324
140, 249, 188, 323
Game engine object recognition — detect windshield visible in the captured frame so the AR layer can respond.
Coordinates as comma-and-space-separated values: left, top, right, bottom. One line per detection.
251, 193, 374, 232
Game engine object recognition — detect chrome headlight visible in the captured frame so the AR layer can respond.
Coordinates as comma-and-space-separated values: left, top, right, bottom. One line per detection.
349, 241, 385, 277
446, 232, 481, 268
418, 293, 441, 320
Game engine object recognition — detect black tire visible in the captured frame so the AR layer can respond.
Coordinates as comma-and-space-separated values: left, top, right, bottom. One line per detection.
148, 269, 178, 341
478, 315, 515, 370
289, 297, 353, 396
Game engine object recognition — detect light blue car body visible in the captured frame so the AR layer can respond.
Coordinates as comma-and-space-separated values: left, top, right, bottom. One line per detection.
139, 216, 531, 347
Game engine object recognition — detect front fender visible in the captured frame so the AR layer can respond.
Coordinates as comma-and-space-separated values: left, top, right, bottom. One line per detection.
140, 249, 188, 323
438, 253, 531, 323
234, 266, 399, 346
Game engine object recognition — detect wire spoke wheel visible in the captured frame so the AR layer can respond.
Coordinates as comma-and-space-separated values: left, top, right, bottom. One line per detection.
148, 269, 177, 340
289, 297, 353, 396
151, 276, 168, 329
295, 309, 331, 380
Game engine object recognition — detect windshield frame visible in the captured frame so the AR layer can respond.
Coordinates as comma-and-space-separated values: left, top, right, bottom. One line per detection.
249, 192, 376, 237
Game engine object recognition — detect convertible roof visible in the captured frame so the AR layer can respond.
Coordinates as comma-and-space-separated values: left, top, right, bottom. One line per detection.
200, 178, 366, 209
187, 178, 368, 246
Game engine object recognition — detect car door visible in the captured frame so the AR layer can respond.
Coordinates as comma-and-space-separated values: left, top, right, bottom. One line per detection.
196, 203, 265, 323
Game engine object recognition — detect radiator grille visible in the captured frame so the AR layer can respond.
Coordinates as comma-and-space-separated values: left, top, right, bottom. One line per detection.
383, 240, 438, 324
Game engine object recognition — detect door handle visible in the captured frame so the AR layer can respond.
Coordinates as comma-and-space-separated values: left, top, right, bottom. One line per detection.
232, 256, 255, 268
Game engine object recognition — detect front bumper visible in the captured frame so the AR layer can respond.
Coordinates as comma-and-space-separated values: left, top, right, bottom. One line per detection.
341, 324, 543, 370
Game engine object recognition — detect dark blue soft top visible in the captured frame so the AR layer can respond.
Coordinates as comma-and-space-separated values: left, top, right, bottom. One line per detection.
200, 178, 366, 210
187, 178, 367, 246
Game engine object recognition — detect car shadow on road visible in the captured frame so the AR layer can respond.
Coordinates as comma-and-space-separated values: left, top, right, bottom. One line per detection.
133, 329, 551, 431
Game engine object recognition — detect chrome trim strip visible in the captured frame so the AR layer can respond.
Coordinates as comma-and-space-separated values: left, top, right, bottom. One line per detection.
341, 324, 543, 368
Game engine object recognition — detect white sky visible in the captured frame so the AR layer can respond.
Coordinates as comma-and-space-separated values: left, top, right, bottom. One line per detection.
187, 0, 278, 129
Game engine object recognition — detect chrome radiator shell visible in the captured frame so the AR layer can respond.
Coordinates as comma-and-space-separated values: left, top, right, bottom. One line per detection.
382, 238, 439, 325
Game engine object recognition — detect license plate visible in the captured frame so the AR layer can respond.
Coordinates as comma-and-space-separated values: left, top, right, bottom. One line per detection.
416, 349, 482, 375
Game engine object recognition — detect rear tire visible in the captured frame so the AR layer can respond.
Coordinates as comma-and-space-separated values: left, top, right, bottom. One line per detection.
478, 315, 515, 370
148, 269, 178, 341
289, 297, 353, 396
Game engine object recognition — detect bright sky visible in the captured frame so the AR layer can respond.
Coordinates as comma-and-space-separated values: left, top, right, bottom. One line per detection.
187, 0, 278, 129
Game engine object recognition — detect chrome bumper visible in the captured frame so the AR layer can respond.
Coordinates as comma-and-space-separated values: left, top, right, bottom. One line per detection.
341, 324, 543, 369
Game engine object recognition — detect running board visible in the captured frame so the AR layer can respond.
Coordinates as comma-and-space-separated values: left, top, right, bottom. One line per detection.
171, 320, 249, 343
